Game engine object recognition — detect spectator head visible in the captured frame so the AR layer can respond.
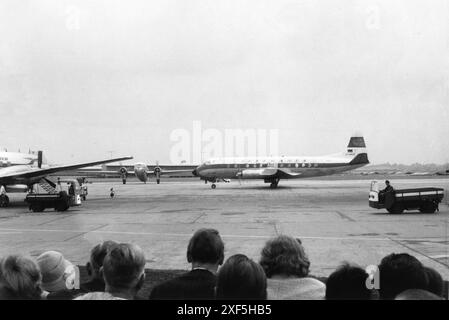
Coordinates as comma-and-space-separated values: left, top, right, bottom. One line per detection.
36, 251, 78, 292
86, 241, 118, 280
424, 267, 444, 297
0, 255, 43, 299
385, 180, 390, 185
378, 253, 428, 300
186, 229, 224, 269
102, 243, 146, 297
395, 289, 442, 300
325, 263, 372, 300
216, 254, 267, 300
259, 235, 310, 278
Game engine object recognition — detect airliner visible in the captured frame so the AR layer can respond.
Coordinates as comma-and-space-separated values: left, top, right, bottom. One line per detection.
192, 136, 369, 189
0, 150, 132, 207
75, 162, 196, 184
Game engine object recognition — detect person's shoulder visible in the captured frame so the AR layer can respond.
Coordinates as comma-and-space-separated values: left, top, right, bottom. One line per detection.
75, 292, 124, 300
149, 270, 216, 300
47, 289, 85, 300
300, 277, 326, 288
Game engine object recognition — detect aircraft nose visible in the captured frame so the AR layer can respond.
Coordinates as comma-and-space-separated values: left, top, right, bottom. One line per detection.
192, 165, 203, 177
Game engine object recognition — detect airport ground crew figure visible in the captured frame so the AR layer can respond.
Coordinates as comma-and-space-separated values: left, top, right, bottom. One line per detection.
379, 180, 394, 203
110, 188, 115, 199
382, 180, 394, 193
68, 183, 75, 196
0, 185, 7, 207
55, 180, 62, 193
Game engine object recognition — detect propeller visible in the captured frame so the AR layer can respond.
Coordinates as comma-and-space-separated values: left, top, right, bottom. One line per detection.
38, 151, 43, 168
236, 170, 243, 185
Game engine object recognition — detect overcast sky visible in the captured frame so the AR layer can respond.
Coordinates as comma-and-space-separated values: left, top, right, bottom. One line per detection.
0, 0, 448, 165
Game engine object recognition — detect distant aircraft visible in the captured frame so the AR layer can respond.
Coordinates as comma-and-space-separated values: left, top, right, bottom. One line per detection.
0, 150, 132, 207
192, 136, 369, 189
435, 170, 449, 176
410, 172, 431, 176
76, 162, 196, 184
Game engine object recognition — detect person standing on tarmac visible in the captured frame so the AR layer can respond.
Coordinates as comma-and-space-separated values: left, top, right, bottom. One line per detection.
55, 179, 62, 193
110, 188, 115, 199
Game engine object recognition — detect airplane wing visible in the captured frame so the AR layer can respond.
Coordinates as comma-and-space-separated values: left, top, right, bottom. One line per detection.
276, 169, 302, 178
239, 168, 302, 179
73, 169, 136, 175
147, 169, 195, 175
0, 157, 133, 181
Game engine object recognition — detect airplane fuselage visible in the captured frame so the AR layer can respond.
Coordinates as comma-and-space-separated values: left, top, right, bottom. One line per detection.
195, 155, 366, 180
0, 151, 39, 167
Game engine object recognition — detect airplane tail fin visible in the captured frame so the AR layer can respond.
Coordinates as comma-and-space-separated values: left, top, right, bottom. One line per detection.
346, 136, 369, 165
347, 136, 366, 148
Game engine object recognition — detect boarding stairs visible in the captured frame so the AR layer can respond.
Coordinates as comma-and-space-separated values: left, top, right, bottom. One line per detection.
38, 178, 57, 194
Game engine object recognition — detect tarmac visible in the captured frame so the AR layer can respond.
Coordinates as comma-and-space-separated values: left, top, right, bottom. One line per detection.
0, 177, 448, 279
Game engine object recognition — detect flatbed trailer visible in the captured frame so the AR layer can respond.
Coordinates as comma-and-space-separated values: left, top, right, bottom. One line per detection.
369, 181, 444, 214
25, 191, 71, 212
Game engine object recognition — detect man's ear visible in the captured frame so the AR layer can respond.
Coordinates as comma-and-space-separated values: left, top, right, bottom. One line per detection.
187, 250, 192, 263
99, 266, 105, 282
136, 273, 145, 291
86, 262, 92, 277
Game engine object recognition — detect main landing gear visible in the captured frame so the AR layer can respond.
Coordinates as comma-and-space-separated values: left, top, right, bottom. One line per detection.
0, 194, 9, 207
266, 178, 280, 189
205, 178, 220, 189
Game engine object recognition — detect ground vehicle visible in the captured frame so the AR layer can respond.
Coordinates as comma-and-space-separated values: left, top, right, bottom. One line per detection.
57, 178, 83, 206
369, 180, 444, 214
24, 179, 84, 212
25, 191, 71, 212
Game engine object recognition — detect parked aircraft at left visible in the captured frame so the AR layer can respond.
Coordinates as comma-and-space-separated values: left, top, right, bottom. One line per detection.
0, 150, 132, 207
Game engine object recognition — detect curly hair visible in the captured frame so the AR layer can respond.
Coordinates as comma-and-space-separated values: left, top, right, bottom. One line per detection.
0, 255, 43, 300
259, 235, 310, 278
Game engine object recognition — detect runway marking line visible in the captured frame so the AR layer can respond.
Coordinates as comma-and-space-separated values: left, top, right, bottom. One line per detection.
0, 227, 448, 243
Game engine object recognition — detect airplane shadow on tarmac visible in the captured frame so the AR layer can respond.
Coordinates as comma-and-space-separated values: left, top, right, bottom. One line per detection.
223, 185, 295, 191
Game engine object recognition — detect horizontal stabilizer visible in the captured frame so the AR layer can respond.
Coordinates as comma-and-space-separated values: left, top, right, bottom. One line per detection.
350, 153, 369, 165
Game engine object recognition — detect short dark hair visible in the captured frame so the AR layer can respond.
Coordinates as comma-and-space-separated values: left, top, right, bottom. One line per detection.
424, 267, 444, 297
90, 241, 118, 272
259, 235, 310, 278
325, 263, 372, 300
102, 243, 146, 290
385, 180, 390, 184
0, 255, 42, 300
378, 253, 428, 300
216, 254, 267, 300
187, 229, 224, 265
